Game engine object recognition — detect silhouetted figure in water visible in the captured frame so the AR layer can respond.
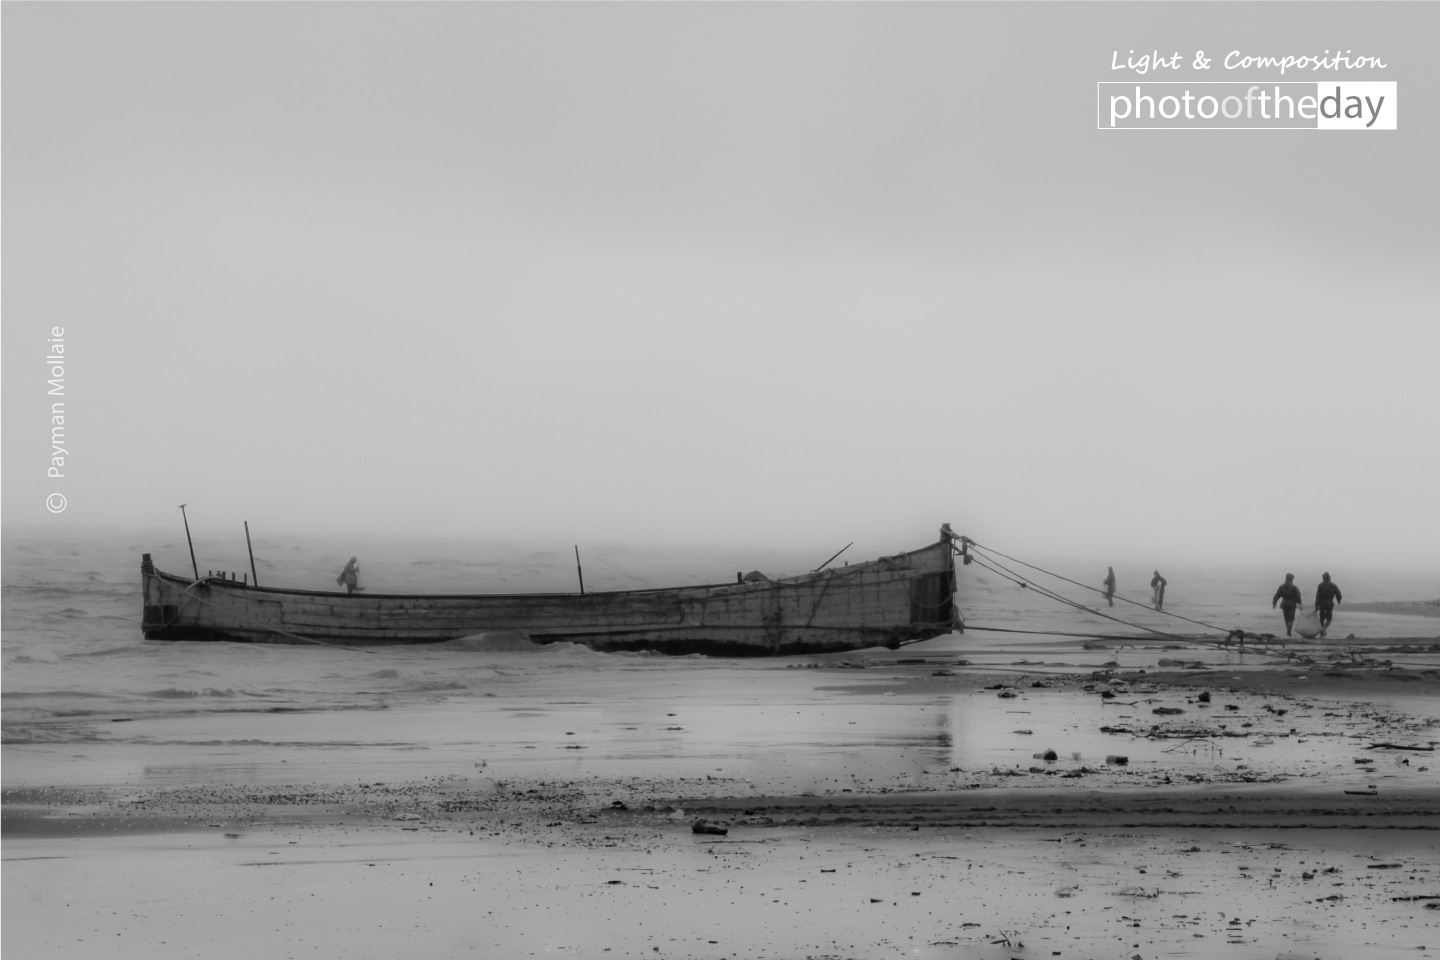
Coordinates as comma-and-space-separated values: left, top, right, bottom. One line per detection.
1150, 570, 1167, 610
1272, 573, 1303, 637
337, 557, 360, 594
1102, 567, 1116, 607
1314, 572, 1342, 637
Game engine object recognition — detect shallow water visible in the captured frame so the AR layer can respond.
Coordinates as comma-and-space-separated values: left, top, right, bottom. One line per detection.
5, 531, 1438, 794
5, 533, 1439, 960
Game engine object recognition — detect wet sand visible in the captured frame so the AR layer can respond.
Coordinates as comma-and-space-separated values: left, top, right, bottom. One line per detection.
5, 638, 1440, 959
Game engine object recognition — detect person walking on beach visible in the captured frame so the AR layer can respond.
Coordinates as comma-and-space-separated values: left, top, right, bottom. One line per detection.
1272, 573, 1303, 638
1150, 570, 1167, 610
1314, 572, 1342, 637
337, 557, 360, 594
1102, 567, 1117, 607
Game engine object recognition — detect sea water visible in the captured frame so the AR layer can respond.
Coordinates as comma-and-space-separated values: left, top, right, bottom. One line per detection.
4, 530, 1437, 793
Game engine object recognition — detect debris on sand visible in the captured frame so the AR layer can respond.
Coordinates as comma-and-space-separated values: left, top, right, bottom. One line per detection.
1107, 755, 1129, 765
691, 819, 728, 835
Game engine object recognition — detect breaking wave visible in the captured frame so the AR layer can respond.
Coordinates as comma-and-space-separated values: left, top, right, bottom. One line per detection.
140, 688, 242, 699
439, 632, 545, 652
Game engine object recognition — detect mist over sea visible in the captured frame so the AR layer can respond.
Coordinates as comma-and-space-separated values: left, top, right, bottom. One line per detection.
4, 528, 1437, 791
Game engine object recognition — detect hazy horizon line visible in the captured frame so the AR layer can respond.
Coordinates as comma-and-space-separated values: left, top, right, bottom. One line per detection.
5, 523, 1438, 586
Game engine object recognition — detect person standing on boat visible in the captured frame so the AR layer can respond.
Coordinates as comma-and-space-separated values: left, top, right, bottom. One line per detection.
1314, 572, 1342, 637
1102, 567, 1117, 607
1271, 573, 1303, 638
337, 557, 360, 594
1150, 570, 1167, 610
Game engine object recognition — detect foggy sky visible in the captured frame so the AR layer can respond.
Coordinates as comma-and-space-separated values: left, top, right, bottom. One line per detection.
4, 3, 1437, 571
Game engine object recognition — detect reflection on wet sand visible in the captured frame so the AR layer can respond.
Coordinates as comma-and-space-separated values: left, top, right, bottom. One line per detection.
5, 595, 1438, 959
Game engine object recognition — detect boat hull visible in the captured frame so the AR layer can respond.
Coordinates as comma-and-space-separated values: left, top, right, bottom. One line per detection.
140, 539, 959, 655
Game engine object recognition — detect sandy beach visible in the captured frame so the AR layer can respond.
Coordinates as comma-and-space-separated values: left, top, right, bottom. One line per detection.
6, 630, 1440, 960
7, 0, 1440, 955
5, 533, 1439, 959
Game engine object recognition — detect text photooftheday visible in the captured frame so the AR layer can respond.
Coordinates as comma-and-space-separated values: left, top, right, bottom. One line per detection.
1098, 82, 1397, 130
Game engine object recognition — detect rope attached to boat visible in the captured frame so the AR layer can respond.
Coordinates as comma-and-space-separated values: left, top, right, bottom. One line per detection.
956, 544, 1248, 651
969, 540, 1235, 635
956, 545, 1418, 661
966, 555, 1199, 641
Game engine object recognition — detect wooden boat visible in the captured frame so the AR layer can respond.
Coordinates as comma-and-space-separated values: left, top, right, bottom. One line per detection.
140, 529, 963, 655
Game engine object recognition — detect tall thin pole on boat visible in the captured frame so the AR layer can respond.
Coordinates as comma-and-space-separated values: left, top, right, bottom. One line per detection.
244, 521, 258, 586
179, 504, 199, 580
813, 542, 853, 573
574, 545, 585, 595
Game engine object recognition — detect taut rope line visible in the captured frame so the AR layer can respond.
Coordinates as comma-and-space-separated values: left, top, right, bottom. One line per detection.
964, 554, 1204, 645
967, 540, 1234, 635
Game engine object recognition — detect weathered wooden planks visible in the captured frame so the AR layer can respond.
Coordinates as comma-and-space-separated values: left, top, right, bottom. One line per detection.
139, 538, 958, 655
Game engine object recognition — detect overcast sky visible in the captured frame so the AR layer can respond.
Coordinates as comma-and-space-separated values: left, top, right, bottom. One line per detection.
4, 3, 1436, 570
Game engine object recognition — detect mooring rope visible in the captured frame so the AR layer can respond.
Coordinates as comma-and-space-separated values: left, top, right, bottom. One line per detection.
958, 624, 1174, 640
964, 554, 1205, 645
957, 540, 1438, 662
967, 540, 1235, 635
